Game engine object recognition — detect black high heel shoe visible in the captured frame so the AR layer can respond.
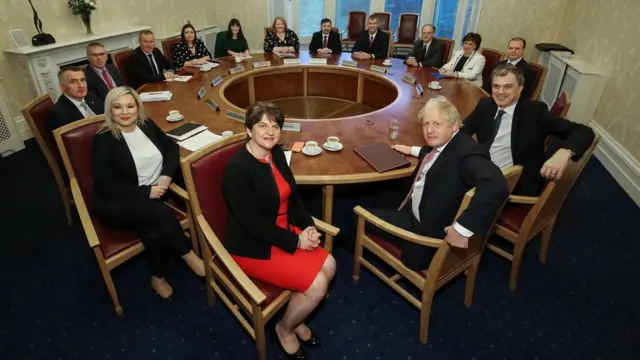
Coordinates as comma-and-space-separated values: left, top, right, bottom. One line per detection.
297, 332, 321, 347
271, 325, 308, 359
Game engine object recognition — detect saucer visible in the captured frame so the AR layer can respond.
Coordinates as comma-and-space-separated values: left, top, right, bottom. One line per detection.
166, 115, 184, 122
323, 142, 343, 152
302, 146, 322, 156
383, 62, 392, 67
200, 67, 212, 72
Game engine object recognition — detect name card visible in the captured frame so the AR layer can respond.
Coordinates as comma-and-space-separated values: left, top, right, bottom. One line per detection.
401, 75, 417, 85
225, 110, 246, 123
342, 60, 358, 68
282, 122, 301, 132
416, 84, 424, 96
197, 86, 206, 99
204, 98, 219, 111
309, 58, 327, 65
229, 66, 245, 75
253, 61, 271, 69
370, 65, 387, 74
283, 59, 302, 65
210, 76, 223, 87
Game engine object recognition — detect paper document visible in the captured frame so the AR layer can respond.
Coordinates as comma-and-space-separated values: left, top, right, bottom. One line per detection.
178, 130, 222, 152
140, 91, 173, 102
165, 75, 192, 82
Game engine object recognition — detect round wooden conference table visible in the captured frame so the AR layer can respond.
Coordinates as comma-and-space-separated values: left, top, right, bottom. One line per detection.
140, 52, 487, 224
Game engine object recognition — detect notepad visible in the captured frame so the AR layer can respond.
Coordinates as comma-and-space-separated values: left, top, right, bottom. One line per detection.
164, 75, 192, 82
430, 72, 447, 79
166, 122, 207, 141
354, 142, 411, 173
178, 130, 222, 152
140, 91, 173, 102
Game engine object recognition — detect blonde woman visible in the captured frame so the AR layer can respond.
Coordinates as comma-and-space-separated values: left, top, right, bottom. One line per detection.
91, 86, 205, 299
263, 16, 300, 53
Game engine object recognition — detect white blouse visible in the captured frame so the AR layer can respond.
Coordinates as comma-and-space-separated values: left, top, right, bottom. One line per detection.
121, 127, 163, 186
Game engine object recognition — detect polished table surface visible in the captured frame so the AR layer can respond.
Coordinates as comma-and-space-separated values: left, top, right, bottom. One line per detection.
140, 52, 488, 186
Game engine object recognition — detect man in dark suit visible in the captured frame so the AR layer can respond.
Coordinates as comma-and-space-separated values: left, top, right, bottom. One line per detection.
47, 66, 104, 135
463, 64, 595, 196
484, 37, 536, 98
352, 15, 390, 60
366, 96, 509, 271
129, 30, 175, 89
404, 24, 444, 68
84, 42, 124, 101
309, 18, 342, 54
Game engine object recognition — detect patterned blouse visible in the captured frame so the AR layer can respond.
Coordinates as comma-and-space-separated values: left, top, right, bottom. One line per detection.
172, 39, 212, 67
263, 29, 300, 53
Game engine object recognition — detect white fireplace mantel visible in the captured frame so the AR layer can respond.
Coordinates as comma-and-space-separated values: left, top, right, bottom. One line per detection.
3, 26, 151, 101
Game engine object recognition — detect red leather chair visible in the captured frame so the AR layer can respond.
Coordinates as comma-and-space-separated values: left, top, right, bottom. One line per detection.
54, 116, 193, 315
109, 48, 134, 87
550, 91, 571, 118
394, 13, 419, 54
436, 37, 454, 67
373, 12, 391, 31
161, 35, 182, 64
527, 62, 548, 100
342, 11, 367, 51
21, 94, 74, 226
481, 48, 506, 91
181, 133, 339, 360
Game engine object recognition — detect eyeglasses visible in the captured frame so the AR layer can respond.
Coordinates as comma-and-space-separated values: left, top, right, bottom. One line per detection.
89, 53, 106, 58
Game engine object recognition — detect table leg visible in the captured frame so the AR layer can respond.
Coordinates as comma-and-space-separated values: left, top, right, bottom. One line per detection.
322, 184, 335, 224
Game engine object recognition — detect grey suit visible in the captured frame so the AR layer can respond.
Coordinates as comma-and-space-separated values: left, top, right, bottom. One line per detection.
404, 38, 445, 68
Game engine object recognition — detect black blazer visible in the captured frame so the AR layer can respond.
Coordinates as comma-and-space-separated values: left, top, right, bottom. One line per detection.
404, 38, 444, 68
172, 39, 212, 68
47, 93, 104, 134
309, 30, 342, 53
222, 145, 314, 260
485, 59, 536, 99
352, 30, 389, 59
91, 119, 180, 214
128, 47, 175, 90
461, 98, 596, 196
84, 64, 124, 101
409, 132, 509, 240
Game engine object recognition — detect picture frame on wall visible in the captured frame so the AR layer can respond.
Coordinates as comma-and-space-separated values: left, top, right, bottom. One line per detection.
9, 29, 29, 48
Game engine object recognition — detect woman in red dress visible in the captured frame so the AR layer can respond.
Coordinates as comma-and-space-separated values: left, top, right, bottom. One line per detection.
222, 101, 336, 360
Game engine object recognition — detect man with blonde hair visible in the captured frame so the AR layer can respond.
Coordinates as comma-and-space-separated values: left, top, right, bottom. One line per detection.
366, 96, 509, 271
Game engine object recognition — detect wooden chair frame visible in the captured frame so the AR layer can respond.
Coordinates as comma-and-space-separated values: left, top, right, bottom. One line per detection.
545, 91, 572, 150
180, 133, 339, 360
488, 136, 600, 290
54, 116, 196, 315
353, 166, 523, 343
382, 29, 394, 58
22, 94, 74, 226
528, 62, 548, 100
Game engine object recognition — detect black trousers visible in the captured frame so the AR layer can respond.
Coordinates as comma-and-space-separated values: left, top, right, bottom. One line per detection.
95, 198, 192, 278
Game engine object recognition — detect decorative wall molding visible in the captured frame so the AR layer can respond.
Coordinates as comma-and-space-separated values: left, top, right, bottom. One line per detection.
14, 116, 32, 142
591, 121, 640, 206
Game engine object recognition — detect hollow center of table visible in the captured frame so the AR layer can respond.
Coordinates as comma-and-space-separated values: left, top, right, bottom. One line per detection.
221, 66, 400, 119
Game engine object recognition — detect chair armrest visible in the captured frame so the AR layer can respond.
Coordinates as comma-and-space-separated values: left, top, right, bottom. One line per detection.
169, 183, 189, 200
197, 215, 267, 305
70, 179, 101, 248
509, 195, 539, 204
312, 217, 340, 236
353, 206, 443, 248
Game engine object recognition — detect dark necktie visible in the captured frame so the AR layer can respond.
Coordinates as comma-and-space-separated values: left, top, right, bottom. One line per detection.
369, 36, 374, 48
147, 54, 158, 75
423, 43, 429, 59
102, 69, 114, 89
489, 109, 506, 147
323, 35, 328, 48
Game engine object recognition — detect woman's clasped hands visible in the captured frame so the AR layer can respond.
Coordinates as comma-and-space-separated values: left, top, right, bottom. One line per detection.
298, 226, 322, 251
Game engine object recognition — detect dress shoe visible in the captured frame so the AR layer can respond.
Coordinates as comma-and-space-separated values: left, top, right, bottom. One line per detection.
271, 326, 308, 359
297, 332, 321, 347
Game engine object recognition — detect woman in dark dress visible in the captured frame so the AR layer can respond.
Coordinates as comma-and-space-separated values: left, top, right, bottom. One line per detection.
263, 16, 300, 54
172, 23, 212, 68
214, 18, 250, 58
222, 102, 336, 359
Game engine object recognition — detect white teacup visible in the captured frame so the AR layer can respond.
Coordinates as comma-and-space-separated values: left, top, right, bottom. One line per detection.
326, 136, 340, 149
221, 130, 233, 137
235, 56, 242, 63
305, 140, 319, 149
168, 110, 181, 120
383, 59, 392, 66
429, 81, 441, 88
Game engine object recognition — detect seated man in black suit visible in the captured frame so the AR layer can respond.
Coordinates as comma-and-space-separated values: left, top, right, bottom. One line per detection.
309, 18, 342, 54
84, 42, 124, 101
484, 37, 536, 98
47, 66, 104, 135
463, 64, 595, 196
367, 96, 509, 271
352, 15, 390, 60
404, 24, 444, 68
129, 30, 175, 89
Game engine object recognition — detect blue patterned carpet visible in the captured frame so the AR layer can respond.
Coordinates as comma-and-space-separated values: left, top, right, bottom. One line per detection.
1, 140, 638, 360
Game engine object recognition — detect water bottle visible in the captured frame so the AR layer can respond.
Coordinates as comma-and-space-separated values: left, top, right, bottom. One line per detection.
389, 119, 399, 140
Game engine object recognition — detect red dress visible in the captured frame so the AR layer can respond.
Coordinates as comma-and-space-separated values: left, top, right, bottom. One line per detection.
231, 156, 329, 293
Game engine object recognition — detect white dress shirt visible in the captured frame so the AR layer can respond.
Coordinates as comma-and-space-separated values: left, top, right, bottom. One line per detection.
408, 132, 474, 238
507, 57, 522, 66
121, 126, 164, 186
489, 101, 517, 170
64, 94, 94, 118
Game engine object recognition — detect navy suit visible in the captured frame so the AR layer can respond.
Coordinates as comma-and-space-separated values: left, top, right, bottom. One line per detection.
84, 64, 124, 101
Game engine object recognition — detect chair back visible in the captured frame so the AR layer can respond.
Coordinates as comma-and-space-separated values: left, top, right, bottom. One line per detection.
161, 36, 182, 64
396, 13, 419, 44
382, 30, 394, 58
110, 48, 134, 87
347, 11, 367, 39
331, 27, 342, 40
182, 134, 248, 236
481, 48, 505, 90
264, 26, 273, 38
22, 94, 57, 162
436, 37, 454, 67
373, 12, 391, 31
527, 62, 548, 100
550, 91, 571, 118
524, 136, 599, 236
54, 116, 105, 211
437, 166, 523, 278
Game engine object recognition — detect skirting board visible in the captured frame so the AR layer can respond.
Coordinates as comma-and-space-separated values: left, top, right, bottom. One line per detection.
590, 121, 640, 206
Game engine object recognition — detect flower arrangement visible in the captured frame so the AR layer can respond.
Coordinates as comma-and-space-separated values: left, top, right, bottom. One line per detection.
67, 0, 97, 15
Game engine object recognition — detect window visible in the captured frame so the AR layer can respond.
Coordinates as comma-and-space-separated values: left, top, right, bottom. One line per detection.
384, 0, 424, 32
300, 0, 326, 36
336, 0, 371, 33
433, 0, 458, 39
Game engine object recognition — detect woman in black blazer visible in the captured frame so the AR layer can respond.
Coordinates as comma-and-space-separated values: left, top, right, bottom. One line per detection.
172, 23, 212, 68
92, 86, 204, 299
222, 102, 336, 359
